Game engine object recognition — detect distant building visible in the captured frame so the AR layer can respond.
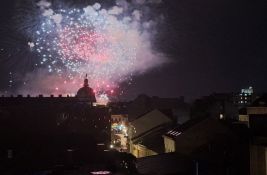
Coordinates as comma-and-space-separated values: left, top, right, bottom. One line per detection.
0, 77, 110, 171
110, 114, 129, 152
76, 74, 97, 105
108, 101, 130, 152
127, 94, 190, 123
108, 101, 129, 115
191, 93, 239, 120
233, 86, 256, 107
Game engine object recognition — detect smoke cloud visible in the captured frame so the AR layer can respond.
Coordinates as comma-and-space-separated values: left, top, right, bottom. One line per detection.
17, 0, 167, 100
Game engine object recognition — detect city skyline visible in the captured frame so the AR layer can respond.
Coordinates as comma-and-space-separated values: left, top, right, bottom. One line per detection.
0, 0, 266, 101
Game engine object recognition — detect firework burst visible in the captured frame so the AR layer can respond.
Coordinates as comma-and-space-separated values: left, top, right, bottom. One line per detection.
17, 0, 165, 102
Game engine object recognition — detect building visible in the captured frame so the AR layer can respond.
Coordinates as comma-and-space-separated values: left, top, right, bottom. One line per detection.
128, 109, 174, 158
137, 153, 193, 175
0, 76, 111, 173
127, 94, 190, 123
107, 101, 130, 152
191, 93, 239, 120
108, 95, 190, 157
76, 74, 97, 104
110, 114, 129, 152
163, 118, 231, 154
162, 117, 249, 175
238, 94, 267, 175
233, 86, 256, 107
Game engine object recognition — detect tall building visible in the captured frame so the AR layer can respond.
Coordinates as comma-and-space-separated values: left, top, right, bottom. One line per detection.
234, 86, 255, 107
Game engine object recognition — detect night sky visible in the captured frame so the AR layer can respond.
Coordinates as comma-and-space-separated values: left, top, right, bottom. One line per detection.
0, 0, 266, 101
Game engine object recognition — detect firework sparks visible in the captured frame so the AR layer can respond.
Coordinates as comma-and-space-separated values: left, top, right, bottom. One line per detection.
20, 0, 165, 102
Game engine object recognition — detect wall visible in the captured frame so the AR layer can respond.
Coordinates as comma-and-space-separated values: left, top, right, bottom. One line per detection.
247, 107, 267, 115
131, 144, 157, 158
250, 145, 267, 175
163, 136, 175, 153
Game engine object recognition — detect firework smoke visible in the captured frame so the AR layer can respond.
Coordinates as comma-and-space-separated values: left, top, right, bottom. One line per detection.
16, 0, 166, 102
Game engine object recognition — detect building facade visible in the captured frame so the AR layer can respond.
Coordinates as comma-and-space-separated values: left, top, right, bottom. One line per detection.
0, 77, 111, 172
238, 95, 267, 175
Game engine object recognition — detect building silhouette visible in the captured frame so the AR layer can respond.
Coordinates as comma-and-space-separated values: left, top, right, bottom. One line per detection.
76, 74, 96, 104
0, 76, 111, 174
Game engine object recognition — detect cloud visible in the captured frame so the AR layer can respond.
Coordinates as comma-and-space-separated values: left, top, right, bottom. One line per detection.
108, 6, 124, 15
132, 10, 142, 21
37, 0, 51, 9
116, 0, 129, 9
42, 9, 54, 16
51, 14, 63, 25
93, 3, 101, 10
148, 0, 162, 4
134, 0, 146, 4
17, 0, 167, 101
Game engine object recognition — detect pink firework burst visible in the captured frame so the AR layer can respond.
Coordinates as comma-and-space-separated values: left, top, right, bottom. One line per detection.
58, 26, 107, 62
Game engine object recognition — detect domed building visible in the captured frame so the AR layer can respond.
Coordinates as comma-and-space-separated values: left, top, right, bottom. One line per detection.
76, 75, 96, 103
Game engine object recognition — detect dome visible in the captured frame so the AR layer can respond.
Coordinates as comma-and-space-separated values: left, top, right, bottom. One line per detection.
76, 76, 96, 102
76, 86, 96, 101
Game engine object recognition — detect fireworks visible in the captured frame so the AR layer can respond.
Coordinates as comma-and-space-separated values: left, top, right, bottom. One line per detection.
20, 0, 165, 102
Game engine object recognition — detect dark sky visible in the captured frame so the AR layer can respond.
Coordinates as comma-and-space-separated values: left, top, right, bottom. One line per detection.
0, 0, 266, 100
126, 0, 267, 100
